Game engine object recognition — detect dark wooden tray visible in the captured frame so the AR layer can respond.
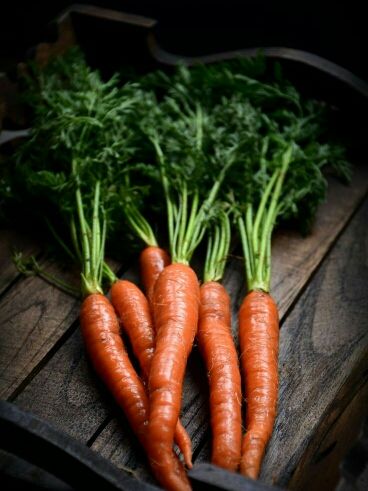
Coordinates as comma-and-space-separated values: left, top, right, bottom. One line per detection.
1, 5, 368, 491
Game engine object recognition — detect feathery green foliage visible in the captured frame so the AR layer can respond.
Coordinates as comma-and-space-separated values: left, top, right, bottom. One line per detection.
1, 48, 351, 291
9, 48, 147, 293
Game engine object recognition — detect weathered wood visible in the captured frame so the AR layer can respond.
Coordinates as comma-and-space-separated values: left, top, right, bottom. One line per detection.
4, 171, 368, 487
259, 198, 368, 487
0, 257, 80, 400
0, 246, 121, 401
289, 375, 368, 491
92, 192, 368, 486
271, 167, 368, 316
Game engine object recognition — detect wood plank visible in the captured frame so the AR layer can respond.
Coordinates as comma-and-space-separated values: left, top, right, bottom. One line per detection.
0, 257, 80, 400
258, 198, 368, 487
6, 167, 368, 485
270, 166, 368, 316
92, 184, 368, 483
0, 246, 121, 401
288, 375, 368, 491
3, 167, 367, 404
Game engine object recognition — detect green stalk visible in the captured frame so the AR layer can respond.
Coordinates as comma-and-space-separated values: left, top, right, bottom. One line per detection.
74, 177, 104, 296
238, 145, 293, 292
177, 172, 226, 264
91, 181, 101, 280
37, 269, 80, 298
203, 211, 231, 283
203, 232, 214, 283
98, 213, 107, 284
12, 252, 80, 298
178, 182, 188, 253
245, 204, 255, 276
75, 185, 91, 279
238, 216, 254, 285
252, 170, 279, 254
181, 191, 199, 257
103, 261, 117, 285
255, 146, 292, 288
124, 203, 158, 247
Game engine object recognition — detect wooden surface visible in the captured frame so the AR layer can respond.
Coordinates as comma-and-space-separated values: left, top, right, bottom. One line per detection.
1, 165, 368, 490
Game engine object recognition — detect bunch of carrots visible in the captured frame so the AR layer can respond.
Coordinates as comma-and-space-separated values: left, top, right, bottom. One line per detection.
2, 48, 350, 490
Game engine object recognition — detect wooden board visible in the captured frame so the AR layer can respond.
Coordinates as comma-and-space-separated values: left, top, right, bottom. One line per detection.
4, 170, 366, 489
91, 196, 368, 487
0, 170, 364, 404
259, 197, 368, 488
0, 257, 80, 400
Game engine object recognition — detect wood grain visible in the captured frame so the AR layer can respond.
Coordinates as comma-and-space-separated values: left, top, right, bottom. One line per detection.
289, 374, 368, 491
93, 189, 368, 485
2, 169, 368, 488
14, 327, 113, 440
259, 197, 368, 487
0, 257, 80, 400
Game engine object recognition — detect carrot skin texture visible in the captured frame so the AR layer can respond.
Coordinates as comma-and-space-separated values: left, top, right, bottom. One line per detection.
110, 279, 193, 468
238, 290, 279, 479
111, 280, 155, 378
140, 246, 170, 306
198, 281, 242, 471
80, 294, 191, 491
148, 264, 200, 483
80, 294, 148, 445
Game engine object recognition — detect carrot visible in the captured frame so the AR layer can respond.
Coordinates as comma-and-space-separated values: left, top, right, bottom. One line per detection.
80, 292, 191, 491
111, 279, 155, 378
147, 264, 199, 483
233, 148, 291, 478
198, 281, 242, 471
145, 94, 235, 484
140, 246, 170, 306
110, 278, 193, 468
197, 210, 242, 470
238, 290, 279, 478
80, 293, 148, 444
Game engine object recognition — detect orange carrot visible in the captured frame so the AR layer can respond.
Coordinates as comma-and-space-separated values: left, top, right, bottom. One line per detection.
110, 279, 192, 468
80, 294, 149, 445
140, 246, 170, 306
147, 264, 199, 485
111, 280, 155, 378
238, 290, 279, 479
80, 293, 191, 491
197, 281, 242, 471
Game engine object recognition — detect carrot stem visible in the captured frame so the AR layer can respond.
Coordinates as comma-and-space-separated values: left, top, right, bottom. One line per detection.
238, 144, 293, 292
12, 252, 80, 298
256, 146, 292, 288
204, 210, 231, 283
252, 171, 278, 254
181, 190, 199, 257
124, 202, 158, 247
91, 181, 101, 282
238, 216, 253, 284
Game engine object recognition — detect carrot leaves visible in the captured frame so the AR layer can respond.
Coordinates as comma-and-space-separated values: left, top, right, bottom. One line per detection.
3, 48, 351, 292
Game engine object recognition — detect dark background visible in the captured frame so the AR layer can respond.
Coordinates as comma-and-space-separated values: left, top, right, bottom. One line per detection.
0, 1, 367, 80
